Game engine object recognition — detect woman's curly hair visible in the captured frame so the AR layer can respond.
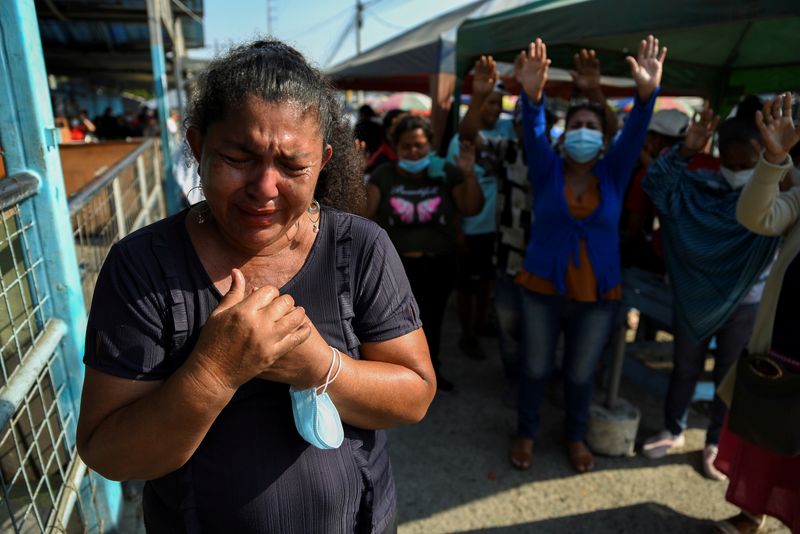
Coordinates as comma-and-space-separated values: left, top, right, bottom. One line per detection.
184, 39, 365, 214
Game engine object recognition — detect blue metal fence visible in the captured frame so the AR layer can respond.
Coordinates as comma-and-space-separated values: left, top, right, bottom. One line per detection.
0, 0, 123, 530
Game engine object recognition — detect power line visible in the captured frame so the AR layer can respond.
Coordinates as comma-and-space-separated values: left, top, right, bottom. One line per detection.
324, 18, 356, 66
366, 10, 404, 31
364, 0, 407, 11
288, 5, 353, 41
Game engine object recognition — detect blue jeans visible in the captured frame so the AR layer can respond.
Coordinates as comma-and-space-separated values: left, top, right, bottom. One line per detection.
518, 290, 619, 442
494, 270, 523, 382
665, 302, 758, 445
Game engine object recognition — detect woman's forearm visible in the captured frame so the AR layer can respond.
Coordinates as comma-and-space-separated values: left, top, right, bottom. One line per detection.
737, 154, 799, 236
324, 331, 435, 429
77, 360, 235, 481
329, 357, 435, 428
454, 168, 484, 216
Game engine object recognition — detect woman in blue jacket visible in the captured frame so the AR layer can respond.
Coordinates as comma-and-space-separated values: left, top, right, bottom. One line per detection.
511, 36, 666, 473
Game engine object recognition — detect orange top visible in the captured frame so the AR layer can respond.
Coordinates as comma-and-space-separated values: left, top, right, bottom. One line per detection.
516, 176, 622, 302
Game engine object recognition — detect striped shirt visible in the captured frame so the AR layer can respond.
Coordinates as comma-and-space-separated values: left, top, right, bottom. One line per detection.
643, 147, 780, 341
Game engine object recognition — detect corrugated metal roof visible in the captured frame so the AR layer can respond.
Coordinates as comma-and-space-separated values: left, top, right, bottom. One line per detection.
36, 0, 204, 85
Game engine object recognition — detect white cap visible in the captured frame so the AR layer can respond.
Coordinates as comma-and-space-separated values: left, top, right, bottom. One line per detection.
648, 109, 689, 137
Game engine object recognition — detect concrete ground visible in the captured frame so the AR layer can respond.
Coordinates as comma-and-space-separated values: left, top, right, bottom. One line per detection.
117, 300, 790, 534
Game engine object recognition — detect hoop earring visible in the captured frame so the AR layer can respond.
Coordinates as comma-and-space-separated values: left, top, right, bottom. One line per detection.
187, 185, 209, 224
307, 199, 320, 233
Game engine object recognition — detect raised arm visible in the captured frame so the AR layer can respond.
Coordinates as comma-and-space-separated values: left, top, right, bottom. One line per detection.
459, 56, 498, 143
570, 49, 619, 134
603, 35, 666, 185
737, 93, 800, 235
626, 34, 667, 103
515, 38, 558, 186
515, 38, 550, 104
451, 139, 484, 216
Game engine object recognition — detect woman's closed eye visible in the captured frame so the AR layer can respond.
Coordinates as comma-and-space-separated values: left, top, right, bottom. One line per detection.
219, 153, 253, 166
279, 159, 313, 176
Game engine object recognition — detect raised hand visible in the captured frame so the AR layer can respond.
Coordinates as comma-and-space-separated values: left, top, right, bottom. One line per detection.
756, 92, 800, 165
679, 105, 719, 158
191, 269, 311, 390
514, 38, 551, 103
569, 49, 601, 95
471, 56, 498, 101
625, 34, 667, 102
456, 139, 476, 173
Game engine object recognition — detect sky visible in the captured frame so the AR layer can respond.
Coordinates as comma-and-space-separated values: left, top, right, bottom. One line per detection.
188, 0, 473, 68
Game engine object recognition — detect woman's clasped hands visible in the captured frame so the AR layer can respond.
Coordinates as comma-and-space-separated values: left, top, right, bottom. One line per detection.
189, 268, 328, 392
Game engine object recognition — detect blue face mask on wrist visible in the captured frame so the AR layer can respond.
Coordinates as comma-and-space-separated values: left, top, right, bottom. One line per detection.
289, 347, 344, 450
564, 128, 604, 163
398, 155, 431, 174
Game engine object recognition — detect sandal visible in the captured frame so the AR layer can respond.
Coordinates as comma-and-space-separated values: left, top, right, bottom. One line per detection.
566, 441, 595, 474
713, 512, 766, 534
510, 437, 533, 470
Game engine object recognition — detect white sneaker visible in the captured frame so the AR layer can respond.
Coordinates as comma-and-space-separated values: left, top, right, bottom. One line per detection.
642, 430, 685, 459
703, 444, 728, 481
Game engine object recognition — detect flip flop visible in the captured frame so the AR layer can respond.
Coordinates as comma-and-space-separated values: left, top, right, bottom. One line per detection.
510, 437, 533, 470
566, 441, 595, 474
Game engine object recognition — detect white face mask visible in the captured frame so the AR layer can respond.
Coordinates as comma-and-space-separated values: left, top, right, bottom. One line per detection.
720, 166, 754, 190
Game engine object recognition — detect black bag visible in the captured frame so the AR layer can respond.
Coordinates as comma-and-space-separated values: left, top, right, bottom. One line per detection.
728, 352, 800, 456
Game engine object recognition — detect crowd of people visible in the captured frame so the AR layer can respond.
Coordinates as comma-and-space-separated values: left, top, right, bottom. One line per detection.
76, 33, 799, 534
62, 105, 177, 142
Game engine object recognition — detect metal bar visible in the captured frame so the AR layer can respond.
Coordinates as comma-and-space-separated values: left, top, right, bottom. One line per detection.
0, 1, 122, 529
606, 321, 628, 408
111, 177, 127, 240
131, 184, 162, 232
0, 172, 40, 211
173, 17, 186, 116
0, 319, 65, 431
147, 0, 181, 215
68, 138, 156, 216
136, 155, 148, 207
51, 456, 88, 532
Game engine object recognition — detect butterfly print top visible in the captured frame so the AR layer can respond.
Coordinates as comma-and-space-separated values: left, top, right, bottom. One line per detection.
368, 161, 463, 256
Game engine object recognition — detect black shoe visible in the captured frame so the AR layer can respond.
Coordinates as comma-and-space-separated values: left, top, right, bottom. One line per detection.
458, 335, 487, 361
436, 373, 455, 392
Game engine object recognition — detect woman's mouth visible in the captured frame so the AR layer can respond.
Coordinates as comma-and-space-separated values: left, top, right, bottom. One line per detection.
237, 205, 279, 225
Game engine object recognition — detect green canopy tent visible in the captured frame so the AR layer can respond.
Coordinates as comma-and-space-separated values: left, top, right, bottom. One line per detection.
456, 0, 800, 110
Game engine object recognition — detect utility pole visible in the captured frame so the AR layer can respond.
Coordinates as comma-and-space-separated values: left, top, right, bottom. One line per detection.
267, 0, 273, 35
355, 0, 363, 54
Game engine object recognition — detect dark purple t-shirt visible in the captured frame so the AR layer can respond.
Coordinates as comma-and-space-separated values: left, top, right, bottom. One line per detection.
84, 207, 421, 533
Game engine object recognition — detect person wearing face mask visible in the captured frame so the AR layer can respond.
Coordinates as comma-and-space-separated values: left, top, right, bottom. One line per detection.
640, 109, 781, 481
366, 115, 484, 392
510, 36, 665, 473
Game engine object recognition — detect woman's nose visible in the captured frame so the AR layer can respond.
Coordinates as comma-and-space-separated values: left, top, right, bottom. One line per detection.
250, 164, 280, 198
